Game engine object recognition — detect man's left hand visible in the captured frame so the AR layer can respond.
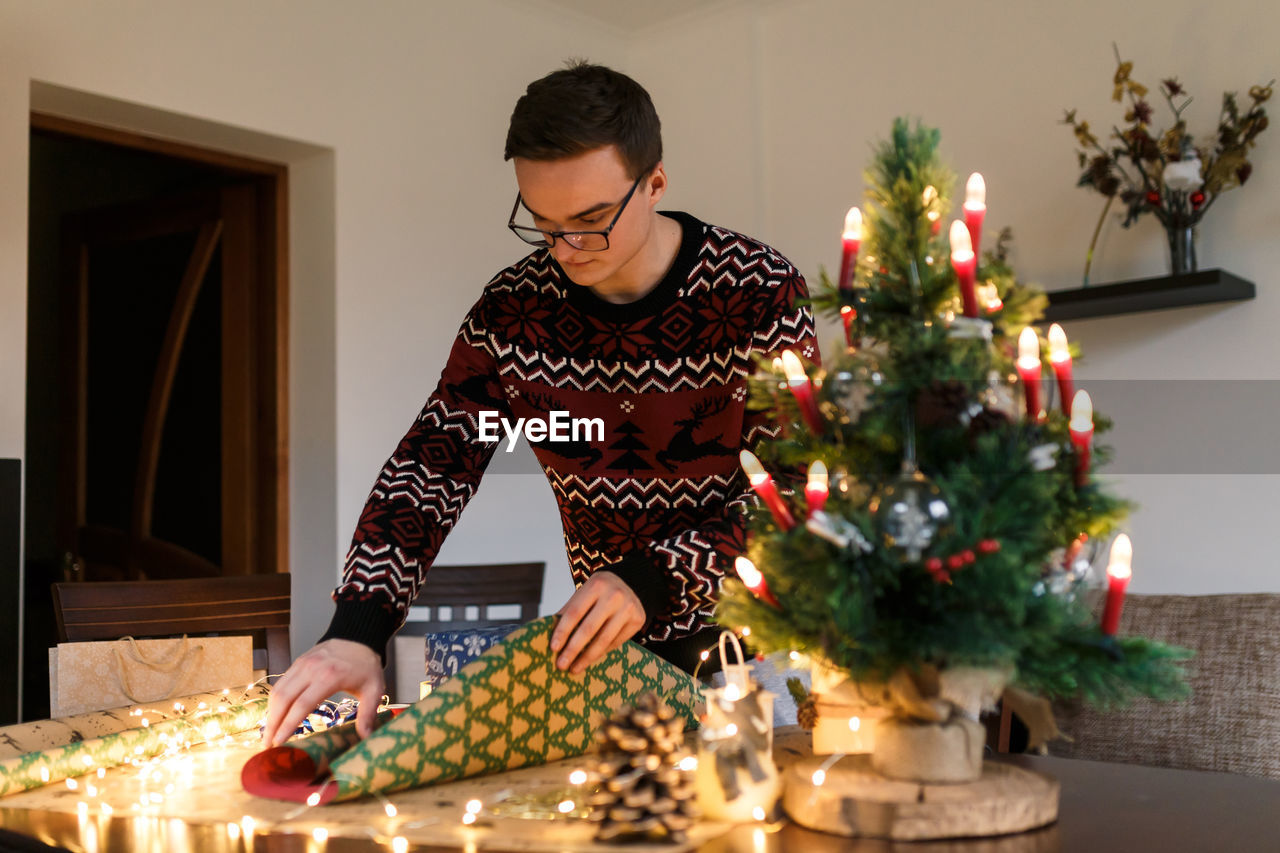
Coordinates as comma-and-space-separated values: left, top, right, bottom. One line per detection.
551, 571, 646, 674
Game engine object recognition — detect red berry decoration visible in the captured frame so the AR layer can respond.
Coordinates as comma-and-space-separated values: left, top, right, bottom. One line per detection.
925, 557, 944, 572
1191, 191, 1206, 209
946, 554, 965, 571
961, 549, 976, 565
977, 538, 1001, 554
1145, 190, 1161, 205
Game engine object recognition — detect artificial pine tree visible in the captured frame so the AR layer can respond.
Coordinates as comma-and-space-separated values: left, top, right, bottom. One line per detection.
716, 118, 1188, 758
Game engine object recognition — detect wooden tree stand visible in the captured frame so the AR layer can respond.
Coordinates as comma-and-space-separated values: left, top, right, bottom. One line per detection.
781, 754, 1059, 840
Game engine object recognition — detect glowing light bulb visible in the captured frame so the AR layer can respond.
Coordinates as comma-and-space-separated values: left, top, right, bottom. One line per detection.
678, 756, 698, 771
812, 769, 827, 786
965, 172, 987, 210
465, 799, 483, 815
227, 822, 241, 840
558, 800, 575, 814
734, 556, 764, 589
384, 802, 398, 818
462, 812, 477, 825
66, 778, 78, 791
849, 716, 861, 731
1070, 391, 1093, 434
949, 220, 974, 262
312, 827, 328, 842
780, 349, 807, 385
569, 770, 588, 785
1108, 534, 1134, 581
752, 806, 767, 822
842, 206, 863, 241
1018, 327, 1040, 368
723, 683, 742, 702
739, 450, 767, 486
392, 838, 409, 853
725, 723, 739, 737
306, 792, 322, 807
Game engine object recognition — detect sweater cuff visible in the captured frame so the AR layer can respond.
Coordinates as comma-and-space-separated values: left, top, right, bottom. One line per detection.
605, 550, 672, 624
318, 597, 403, 666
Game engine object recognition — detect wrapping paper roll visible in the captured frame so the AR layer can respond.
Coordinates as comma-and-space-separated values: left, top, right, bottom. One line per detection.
0, 685, 271, 759
242, 616, 702, 803
0, 697, 269, 797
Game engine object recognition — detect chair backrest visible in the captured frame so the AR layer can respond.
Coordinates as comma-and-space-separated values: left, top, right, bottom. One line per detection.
1050, 592, 1280, 780
386, 562, 544, 703
399, 561, 545, 635
52, 574, 291, 676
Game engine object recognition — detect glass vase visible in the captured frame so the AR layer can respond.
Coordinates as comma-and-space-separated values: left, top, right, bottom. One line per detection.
1167, 225, 1197, 275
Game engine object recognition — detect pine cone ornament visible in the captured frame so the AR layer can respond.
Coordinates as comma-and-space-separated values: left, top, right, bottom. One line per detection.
796, 697, 818, 731
586, 692, 698, 844
915, 379, 971, 429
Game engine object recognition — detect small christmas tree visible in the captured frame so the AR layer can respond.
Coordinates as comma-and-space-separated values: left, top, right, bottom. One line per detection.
716, 119, 1188, 760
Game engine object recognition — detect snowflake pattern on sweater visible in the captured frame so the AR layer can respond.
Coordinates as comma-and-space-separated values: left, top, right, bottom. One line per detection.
325, 212, 817, 665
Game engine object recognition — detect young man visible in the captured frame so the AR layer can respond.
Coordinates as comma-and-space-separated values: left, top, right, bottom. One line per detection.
263, 62, 817, 745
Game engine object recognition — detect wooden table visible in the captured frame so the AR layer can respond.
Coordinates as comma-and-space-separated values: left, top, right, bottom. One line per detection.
2, 732, 1278, 852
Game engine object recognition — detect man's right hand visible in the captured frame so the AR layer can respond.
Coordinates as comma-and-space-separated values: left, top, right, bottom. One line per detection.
261, 638, 385, 747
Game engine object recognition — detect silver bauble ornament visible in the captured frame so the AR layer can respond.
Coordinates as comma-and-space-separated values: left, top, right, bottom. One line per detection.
870, 468, 953, 562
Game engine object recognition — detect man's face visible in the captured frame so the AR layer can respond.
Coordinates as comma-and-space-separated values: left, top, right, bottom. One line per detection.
512, 145, 664, 288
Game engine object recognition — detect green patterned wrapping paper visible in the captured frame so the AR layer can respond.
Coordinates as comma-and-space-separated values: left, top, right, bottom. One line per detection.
0, 697, 269, 797
0, 685, 271, 759
244, 616, 701, 803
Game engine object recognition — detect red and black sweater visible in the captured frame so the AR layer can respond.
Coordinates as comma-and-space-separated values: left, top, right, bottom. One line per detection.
321, 211, 818, 672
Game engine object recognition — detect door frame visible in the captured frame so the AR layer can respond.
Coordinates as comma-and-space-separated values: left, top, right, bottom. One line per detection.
33, 112, 290, 577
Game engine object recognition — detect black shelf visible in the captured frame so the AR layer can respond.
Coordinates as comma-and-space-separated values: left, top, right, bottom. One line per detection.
1043, 268, 1256, 322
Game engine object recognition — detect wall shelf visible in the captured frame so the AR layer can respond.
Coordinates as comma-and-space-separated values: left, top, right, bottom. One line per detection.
1043, 269, 1256, 322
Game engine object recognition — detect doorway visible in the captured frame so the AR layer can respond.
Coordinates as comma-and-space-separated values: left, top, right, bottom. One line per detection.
23, 115, 289, 720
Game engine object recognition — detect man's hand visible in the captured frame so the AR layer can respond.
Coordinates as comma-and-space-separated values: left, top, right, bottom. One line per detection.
261, 639, 385, 747
551, 571, 646, 674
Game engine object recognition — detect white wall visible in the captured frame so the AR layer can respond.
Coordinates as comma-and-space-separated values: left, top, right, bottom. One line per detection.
630, 0, 1280, 593
2, 0, 1276, 671
0, 0, 626, 654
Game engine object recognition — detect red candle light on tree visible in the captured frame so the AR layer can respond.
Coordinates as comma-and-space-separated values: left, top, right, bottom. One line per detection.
1068, 390, 1094, 486
805, 460, 829, 519
781, 350, 824, 434
963, 172, 986, 255
949, 221, 979, 318
1100, 534, 1133, 636
740, 450, 796, 531
734, 556, 780, 608
1016, 327, 1043, 420
840, 305, 857, 349
1048, 323, 1075, 417
837, 206, 862, 296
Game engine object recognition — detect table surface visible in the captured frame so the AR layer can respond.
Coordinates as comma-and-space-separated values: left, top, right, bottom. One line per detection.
3, 729, 1279, 853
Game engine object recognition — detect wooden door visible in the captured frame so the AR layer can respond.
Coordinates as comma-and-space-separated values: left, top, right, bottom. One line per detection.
57, 187, 280, 580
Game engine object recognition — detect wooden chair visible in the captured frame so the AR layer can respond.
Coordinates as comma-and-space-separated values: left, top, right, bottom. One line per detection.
52, 574, 291, 676
387, 561, 544, 703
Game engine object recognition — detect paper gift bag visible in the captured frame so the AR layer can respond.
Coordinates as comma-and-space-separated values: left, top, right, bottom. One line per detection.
243, 615, 702, 803
49, 635, 254, 717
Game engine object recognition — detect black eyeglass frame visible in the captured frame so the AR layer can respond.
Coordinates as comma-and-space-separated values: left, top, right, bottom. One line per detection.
507, 173, 645, 252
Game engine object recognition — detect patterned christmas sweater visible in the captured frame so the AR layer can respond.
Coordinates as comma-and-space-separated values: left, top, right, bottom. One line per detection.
321, 211, 818, 672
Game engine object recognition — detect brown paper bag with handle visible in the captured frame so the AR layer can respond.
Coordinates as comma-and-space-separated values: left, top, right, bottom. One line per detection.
49, 635, 254, 716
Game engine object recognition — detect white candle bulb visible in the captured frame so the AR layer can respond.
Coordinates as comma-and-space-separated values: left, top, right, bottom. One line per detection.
780, 349, 807, 384
1109, 534, 1133, 580
922, 185, 940, 220
807, 460, 828, 490
739, 450, 767, 485
1018, 327, 1040, 368
965, 172, 987, 209
843, 206, 863, 241
1070, 391, 1093, 432
1048, 324, 1070, 364
734, 556, 764, 589
949, 221, 974, 261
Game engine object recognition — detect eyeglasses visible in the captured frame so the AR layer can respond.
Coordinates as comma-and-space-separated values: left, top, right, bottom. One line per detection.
508, 174, 644, 252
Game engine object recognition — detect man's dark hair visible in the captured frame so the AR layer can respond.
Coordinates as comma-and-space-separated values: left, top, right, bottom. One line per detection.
505, 60, 662, 180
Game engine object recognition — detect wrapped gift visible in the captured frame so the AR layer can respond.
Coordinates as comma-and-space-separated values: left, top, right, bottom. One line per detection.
242, 616, 701, 803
